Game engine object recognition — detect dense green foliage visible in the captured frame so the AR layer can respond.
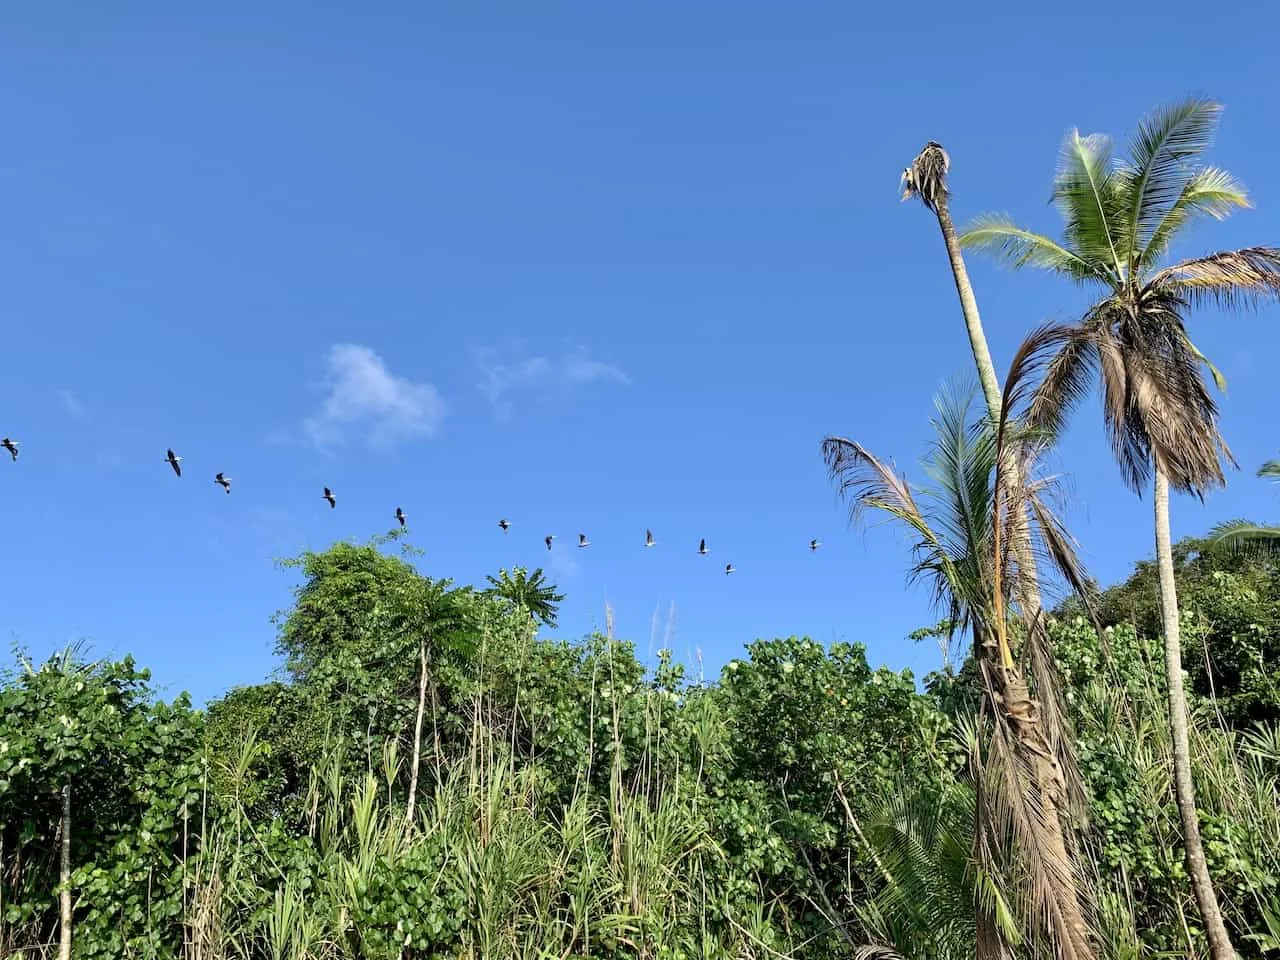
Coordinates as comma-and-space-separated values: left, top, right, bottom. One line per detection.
3, 526, 1279, 958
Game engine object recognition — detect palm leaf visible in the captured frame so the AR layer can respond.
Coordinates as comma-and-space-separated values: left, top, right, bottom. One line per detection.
1149, 245, 1280, 310
958, 215, 1100, 281
1207, 519, 1280, 557
1118, 97, 1223, 268
1139, 166, 1251, 269
901, 140, 950, 214
1051, 130, 1126, 285
1259, 458, 1280, 479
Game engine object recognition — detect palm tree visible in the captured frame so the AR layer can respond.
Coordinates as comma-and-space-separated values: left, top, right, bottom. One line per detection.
960, 96, 1280, 960
825, 327, 1098, 959
483, 566, 564, 629
854, 773, 1017, 960
904, 144, 1081, 796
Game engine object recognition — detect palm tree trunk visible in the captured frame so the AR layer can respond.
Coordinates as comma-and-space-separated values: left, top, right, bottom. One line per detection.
58, 783, 71, 960
933, 200, 1003, 419
406, 638, 429, 828
996, 668, 1093, 960
1153, 467, 1237, 960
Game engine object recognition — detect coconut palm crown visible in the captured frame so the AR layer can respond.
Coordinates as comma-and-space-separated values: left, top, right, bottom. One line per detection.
960, 97, 1280, 497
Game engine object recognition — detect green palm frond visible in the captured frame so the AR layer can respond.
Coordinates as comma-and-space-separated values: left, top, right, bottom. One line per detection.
1052, 130, 1126, 285
958, 215, 1099, 280
1139, 166, 1250, 268
1259, 458, 1280, 479
1118, 97, 1223, 268
1207, 519, 1280, 557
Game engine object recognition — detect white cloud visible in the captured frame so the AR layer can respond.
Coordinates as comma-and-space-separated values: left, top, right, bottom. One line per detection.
304, 344, 446, 451
475, 341, 630, 420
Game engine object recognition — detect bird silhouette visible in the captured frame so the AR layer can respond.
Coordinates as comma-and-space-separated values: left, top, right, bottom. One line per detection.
644, 529, 655, 548
724, 563, 736, 575
323, 486, 336, 509
578, 533, 591, 548
395, 507, 406, 527
165, 448, 183, 477
545, 535, 555, 550
809, 538, 821, 552
214, 472, 231, 494
698, 538, 708, 555
498, 519, 510, 533
1, 438, 18, 461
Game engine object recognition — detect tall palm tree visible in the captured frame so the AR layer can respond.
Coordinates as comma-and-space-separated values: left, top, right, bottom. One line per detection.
903, 144, 1085, 793
825, 327, 1098, 959
483, 566, 564, 629
960, 96, 1280, 960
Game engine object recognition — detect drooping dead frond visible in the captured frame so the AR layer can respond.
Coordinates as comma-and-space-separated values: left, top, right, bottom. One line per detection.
975, 662, 1098, 960
901, 141, 951, 214
1149, 245, 1280, 310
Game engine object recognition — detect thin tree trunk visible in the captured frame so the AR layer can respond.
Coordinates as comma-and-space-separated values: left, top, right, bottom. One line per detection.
933, 200, 1003, 419
406, 638, 429, 828
1153, 467, 1238, 960
59, 783, 71, 960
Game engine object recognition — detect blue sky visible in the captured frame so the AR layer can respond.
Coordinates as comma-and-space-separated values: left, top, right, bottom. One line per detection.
3, 3, 1280, 706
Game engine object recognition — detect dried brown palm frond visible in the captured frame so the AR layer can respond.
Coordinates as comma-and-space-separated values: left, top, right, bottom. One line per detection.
1024, 299, 1237, 499
901, 141, 951, 214
1149, 245, 1280, 309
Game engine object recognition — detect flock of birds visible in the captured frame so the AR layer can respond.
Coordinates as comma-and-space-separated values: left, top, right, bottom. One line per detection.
3, 439, 827, 576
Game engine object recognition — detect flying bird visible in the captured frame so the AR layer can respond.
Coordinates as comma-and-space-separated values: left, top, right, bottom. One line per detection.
323, 486, 336, 509
545, 535, 555, 550
724, 563, 736, 575
214, 472, 231, 494
498, 519, 510, 533
698, 538, 708, 555
578, 533, 591, 548
1, 438, 18, 461
395, 507, 406, 527
164, 448, 183, 477
644, 529, 655, 548
810, 538, 821, 552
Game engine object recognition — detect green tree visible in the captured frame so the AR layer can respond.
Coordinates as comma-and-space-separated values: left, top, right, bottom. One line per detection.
0, 648, 203, 958
825, 334, 1100, 960
961, 96, 1280, 959
484, 566, 564, 629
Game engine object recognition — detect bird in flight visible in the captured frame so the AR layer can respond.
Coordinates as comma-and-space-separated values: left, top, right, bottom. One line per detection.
498, 519, 510, 533
395, 507, 406, 527
578, 533, 591, 548
545, 535, 555, 550
323, 486, 336, 509
810, 538, 821, 552
724, 563, 736, 575
644, 529, 655, 548
214, 472, 231, 494
1, 438, 18, 461
698, 538, 709, 555
165, 448, 183, 477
